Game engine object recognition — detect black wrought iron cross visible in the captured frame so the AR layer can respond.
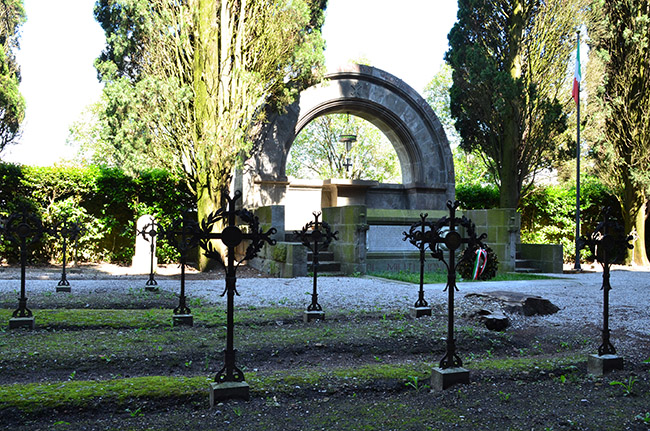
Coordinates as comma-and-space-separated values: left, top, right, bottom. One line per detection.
425, 201, 486, 369
3, 209, 46, 321
578, 208, 633, 356
296, 211, 338, 314
403, 213, 437, 311
138, 217, 160, 289
163, 211, 201, 317
52, 216, 82, 290
196, 190, 276, 384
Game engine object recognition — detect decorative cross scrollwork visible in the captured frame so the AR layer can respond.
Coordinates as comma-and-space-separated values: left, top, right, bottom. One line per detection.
578, 208, 633, 356
192, 191, 276, 384
296, 212, 338, 313
52, 216, 82, 289
423, 201, 487, 369
138, 217, 160, 289
403, 213, 436, 310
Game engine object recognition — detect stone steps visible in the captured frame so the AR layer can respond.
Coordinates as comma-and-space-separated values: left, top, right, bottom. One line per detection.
514, 252, 540, 273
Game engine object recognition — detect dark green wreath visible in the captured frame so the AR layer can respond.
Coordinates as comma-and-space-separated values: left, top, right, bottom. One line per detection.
457, 243, 499, 281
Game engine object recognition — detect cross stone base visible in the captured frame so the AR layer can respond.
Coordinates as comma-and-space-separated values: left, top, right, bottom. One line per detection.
431, 367, 470, 391
145, 286, 159, 292
56, 286, 71, 293
303, 310, 325, 322
409, 306, 432, 318
210, 381, 250, 405
173, 314, 193, 327
9, 317, 35, 330
588, 354, 623, 376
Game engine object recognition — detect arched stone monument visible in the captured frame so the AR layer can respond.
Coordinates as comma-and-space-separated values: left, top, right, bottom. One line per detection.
240, 64, 455, 222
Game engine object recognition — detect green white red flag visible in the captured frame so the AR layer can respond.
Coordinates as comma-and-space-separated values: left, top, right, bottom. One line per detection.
572, 41, 581, 105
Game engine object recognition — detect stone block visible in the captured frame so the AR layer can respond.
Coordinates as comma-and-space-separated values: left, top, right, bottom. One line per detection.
145, 286, 159, 292
173, 314, 193, 327
587, 354, 623, 376
210, 381, 250, 405
431, 367, 470, 390
303, 310, 325, 322
409, 306, 432, 318
56, 286, 71, 293
9, 317, 35, 330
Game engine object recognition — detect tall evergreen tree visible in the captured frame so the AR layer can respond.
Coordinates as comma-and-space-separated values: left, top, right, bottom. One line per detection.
445, 0, 583, 208
586, 0, 650, 265
93, 0, 327, 266
0, 0, 26, 154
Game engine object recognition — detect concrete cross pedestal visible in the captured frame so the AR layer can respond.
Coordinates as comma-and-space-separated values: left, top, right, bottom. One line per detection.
431, 367, 470, 391
587, 354, 623, 376
409, 306, 432, 318
303, 310, 325, 322
9, 316, 35, 330
173, 314, 193, 327
210, 381, 250, 403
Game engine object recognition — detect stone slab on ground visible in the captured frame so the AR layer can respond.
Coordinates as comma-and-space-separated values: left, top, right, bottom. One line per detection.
466, 290, 559, 316
173, 314, 193, 327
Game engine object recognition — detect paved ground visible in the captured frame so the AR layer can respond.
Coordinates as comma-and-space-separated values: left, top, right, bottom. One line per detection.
1, 263, 649, 344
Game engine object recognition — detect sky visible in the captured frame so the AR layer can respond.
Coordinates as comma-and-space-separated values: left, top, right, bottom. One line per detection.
4, 0, 458, 166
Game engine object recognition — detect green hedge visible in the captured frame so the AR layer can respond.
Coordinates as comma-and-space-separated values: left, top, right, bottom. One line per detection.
0, 163, 195, 265
456, 179, 621, 262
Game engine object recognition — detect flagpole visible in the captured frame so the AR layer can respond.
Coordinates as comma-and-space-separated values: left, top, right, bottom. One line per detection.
574, 30, 582, 271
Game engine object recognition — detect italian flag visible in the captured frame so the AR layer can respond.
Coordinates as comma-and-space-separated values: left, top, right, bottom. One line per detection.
572, 41, 581, 105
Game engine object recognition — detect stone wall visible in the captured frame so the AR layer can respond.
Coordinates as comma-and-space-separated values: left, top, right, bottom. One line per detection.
464, 208, 520, 273
322, 205, 368, 275
517, 243, 564, 273
249, 205, 307, 277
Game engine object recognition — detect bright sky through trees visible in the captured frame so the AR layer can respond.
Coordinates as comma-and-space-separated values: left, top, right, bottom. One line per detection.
4, 0, 457, 166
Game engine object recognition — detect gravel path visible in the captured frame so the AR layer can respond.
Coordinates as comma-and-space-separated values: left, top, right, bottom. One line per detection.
1, 267, 649, 341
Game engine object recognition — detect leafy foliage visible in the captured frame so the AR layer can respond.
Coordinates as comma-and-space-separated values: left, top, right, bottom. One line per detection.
446, 0, 584, 208
286, 114, 401, 182
586, 0, 650, 265
456, 184, 500, 210
0, 0, 26, 154
519, 177, 621, 262
0, 163, 194, 264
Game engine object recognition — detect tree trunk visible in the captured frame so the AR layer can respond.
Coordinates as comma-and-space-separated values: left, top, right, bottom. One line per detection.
499, 116, 520, 209
621, 180, 649, 266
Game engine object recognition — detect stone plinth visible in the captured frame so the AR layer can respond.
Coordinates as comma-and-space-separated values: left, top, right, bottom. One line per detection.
145, 285, 159, 292
210, 381, 250, 405
173, 314, 193, 327
56, 286, 71, 293
409, 306, 432, 318
303, 310, 325, 322
431, 367, 470, 391
588, 354, 623, 376
9, 317, 35, 330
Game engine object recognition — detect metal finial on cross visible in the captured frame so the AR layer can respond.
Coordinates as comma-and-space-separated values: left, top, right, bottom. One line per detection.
138, 217, 160, 290
403, 213, 436, 317
296, 211, 338, 321
578, 208, 633, 360
193, 190, 276, 401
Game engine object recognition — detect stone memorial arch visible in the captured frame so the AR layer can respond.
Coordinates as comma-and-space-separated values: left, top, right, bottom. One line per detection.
239, 64, 455, 228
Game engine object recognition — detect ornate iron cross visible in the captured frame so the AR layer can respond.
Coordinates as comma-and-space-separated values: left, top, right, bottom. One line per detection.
196, 191, 276, 384
426, 201, 487, 369
52, 216, 82, 290
578, 208, 633, 356
138, 217, 160, 289
3, 209, 46, 321
403, 213, 436, 311
163, 211, 201, 317
296, 211, 338, 314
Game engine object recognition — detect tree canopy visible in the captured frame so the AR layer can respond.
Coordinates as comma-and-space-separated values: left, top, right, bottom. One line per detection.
0, 0, 26, 155
286, 114, 401, 183
585, 0, 650, 265
445, 0, 583, 208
